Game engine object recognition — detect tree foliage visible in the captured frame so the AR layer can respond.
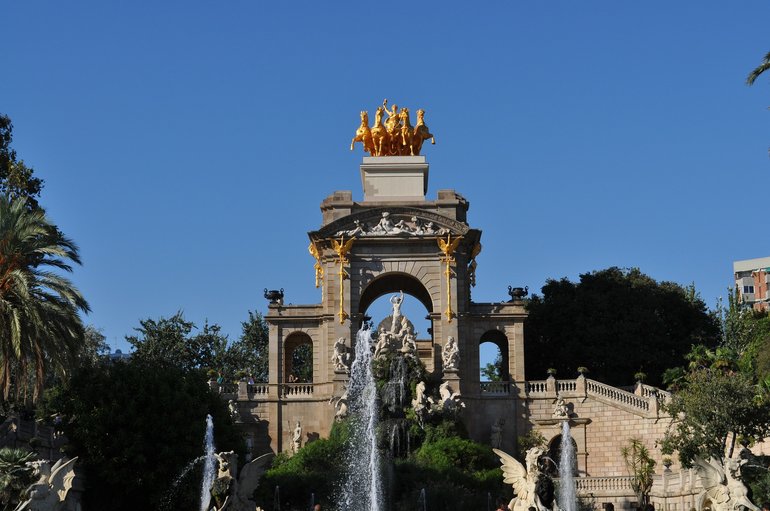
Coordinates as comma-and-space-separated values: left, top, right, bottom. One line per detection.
0, 196, 90, 401
227, 310, 269, 382
662, 291, 770, 467
46, 360, 243, 511
127, 313, 227, 372
525, 267, 719, 386
0, 115, 44, 211
0, 447, 36, 511
661, 368, 770, 466
747, 51, 770, 86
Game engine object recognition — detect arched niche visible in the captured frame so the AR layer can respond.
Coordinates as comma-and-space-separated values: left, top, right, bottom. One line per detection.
358, 272, 433, 315
547, 433, 578, 477
480, 329, 510, 381
283, 331, 313, 383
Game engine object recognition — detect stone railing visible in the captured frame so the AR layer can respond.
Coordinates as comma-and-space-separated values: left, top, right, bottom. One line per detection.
567, 476, 635, 494
526, 380, 549, 395
557, 380, 577, 393
586, 379, 649, 412
248, 384, 269, 397
280, 383, 314, 398
480, 381, 511, 395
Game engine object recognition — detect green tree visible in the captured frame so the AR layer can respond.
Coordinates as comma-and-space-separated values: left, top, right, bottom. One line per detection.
481, 352, 503, 382
49, 360, 243, 511
747, 51, 770, 86
76, 325, 110, 367
621, 438, 656, 510
0, 447, 36, 511
126, 313, 227, 372
661, 368, 770, 466
226, 310, 269, 382
525, 267, 719, 386
0, 196, 90, 401
0, 115, 44, 211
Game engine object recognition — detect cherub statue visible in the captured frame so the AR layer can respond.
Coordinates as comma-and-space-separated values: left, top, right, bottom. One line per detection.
442, 336, 460, 371
492, 447, 557, 511
552, 393, 569, 419
210, 451, 275, 511
694, 449, 760, 511
16, 457, 79, 511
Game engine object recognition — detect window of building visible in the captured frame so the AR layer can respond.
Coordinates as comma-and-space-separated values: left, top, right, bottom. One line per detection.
744, 285, 755, 294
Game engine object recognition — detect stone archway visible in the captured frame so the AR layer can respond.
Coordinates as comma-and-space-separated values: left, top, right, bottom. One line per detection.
547, 433, 578, 477
480, 330, 510, 381
358, 272, 433, 315
284, 332, 313, 383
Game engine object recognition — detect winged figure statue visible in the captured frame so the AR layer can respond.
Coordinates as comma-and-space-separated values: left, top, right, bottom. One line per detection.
492, 447, 558, 511
693, 452, 760, 511
15, 457, 79, 511
209, 451, 275, 511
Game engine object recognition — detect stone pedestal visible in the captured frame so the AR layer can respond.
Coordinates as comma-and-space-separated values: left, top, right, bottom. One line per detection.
360, 156, 429, 202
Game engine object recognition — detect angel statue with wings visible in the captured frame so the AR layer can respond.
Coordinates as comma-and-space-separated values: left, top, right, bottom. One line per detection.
493, 447, 560, 511
15, 457, 79, 511
693, 449, 760, 511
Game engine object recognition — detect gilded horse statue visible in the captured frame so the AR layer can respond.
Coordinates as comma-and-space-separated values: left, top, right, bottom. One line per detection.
350, 101, 436, 156
370, 106, 389, 156
399, 108, 414, 155
350, 111, 374, 156
411, 109, 435, 155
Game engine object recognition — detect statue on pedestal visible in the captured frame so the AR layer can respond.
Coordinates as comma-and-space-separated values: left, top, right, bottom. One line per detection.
442, 336, 459, 371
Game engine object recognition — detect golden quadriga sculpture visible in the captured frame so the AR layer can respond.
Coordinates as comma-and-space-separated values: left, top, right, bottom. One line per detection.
350, 99, 435, 156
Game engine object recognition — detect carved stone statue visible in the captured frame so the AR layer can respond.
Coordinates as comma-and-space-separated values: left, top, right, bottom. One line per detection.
694, 449, 760, 511
389, 291, 404, 333
334, 213, 451, 238
331, 337, 351, 372
437, 381, 465, 412
552, 393, 569, 419
209, 451, 274, 511
331, 389, 349, 421
442, 336, 460, 371
493, 447, 558, 511
490, 418, 505, 449
411, 381, 430, 425
15, 457, 79, 511
228, 400, 240, 422
292, 421, 302, 454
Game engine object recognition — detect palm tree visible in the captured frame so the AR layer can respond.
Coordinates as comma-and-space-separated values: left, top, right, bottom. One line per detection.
0, 447, 36, 510
747, 51, 770, 85
0, 196, 89, 401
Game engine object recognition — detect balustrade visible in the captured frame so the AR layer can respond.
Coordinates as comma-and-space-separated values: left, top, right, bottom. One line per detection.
480, 381, 511, 395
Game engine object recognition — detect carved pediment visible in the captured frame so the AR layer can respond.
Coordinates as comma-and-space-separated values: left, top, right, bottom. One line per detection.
312, 207, 469, 240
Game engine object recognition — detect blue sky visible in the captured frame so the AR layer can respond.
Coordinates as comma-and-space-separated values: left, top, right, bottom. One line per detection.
2, 2, 768, 355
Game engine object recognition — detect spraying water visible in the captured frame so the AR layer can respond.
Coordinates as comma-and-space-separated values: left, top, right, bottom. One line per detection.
200, 414, 216, 511
558, 420, 577, 511
337, 326, 383, 511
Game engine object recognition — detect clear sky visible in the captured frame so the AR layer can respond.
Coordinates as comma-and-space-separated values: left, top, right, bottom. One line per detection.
2, 1, 768, 355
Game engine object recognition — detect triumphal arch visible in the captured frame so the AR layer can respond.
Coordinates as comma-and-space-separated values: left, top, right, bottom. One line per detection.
228, 102, 711, 511
259, 151, 527, 451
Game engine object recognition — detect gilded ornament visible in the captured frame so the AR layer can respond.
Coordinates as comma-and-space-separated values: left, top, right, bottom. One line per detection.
437, 233, 462, 322
331, 235, 355, 324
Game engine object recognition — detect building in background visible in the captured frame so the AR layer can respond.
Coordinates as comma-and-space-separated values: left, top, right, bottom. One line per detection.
734, 256, 770, 311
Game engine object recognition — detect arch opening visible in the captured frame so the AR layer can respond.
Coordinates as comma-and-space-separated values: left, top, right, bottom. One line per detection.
547, 434, 578, 477
479, 330, 510, 381
284, 332, 313, 383
358, 272, 433, 315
